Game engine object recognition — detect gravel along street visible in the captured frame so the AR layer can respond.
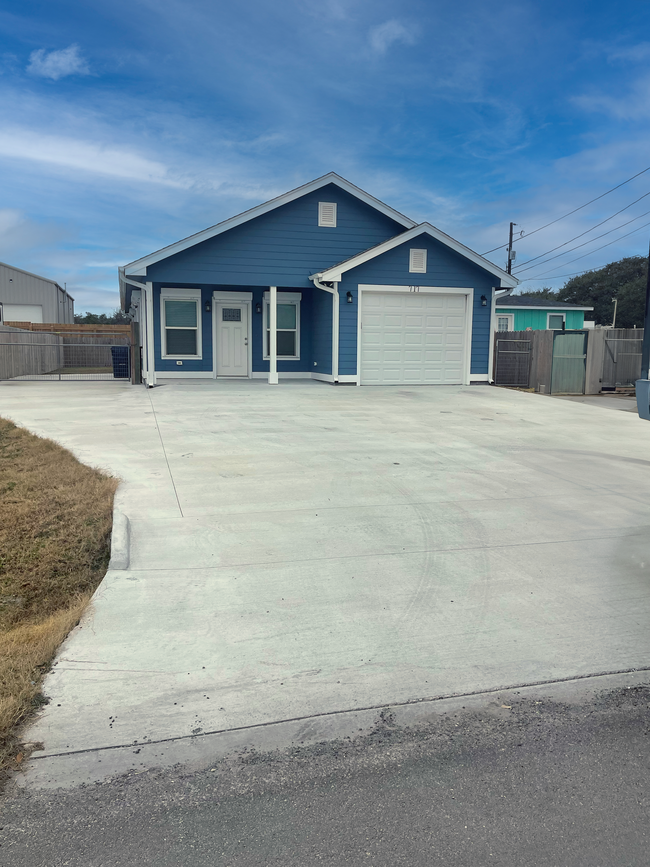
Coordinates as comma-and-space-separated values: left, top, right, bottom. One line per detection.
1, 679, 649, 866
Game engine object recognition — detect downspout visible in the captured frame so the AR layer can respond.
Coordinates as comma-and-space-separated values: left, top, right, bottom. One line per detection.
119, 269, 150, 387
310, 275, 339, 382
488, 285, 514, 383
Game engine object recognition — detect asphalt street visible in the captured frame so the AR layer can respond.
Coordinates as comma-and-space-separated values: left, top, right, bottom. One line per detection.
2, 680, 649, 867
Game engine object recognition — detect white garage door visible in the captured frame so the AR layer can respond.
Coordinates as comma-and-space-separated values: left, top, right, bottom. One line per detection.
2, 304, 44, 323
360, 291, 467, 385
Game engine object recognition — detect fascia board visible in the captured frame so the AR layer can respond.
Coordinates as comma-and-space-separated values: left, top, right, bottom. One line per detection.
313, 223, 519, 287
122, 173, 417, 274
497, 304, 595, 311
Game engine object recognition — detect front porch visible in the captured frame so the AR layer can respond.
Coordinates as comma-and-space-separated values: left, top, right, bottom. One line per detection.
129, 282, 344, 388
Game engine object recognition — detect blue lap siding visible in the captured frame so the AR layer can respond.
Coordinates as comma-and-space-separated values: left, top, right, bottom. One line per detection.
143, 185, 405, 289
337, 236, 496, 376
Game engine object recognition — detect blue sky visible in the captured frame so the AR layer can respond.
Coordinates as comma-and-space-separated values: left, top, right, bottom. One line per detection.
1, 0, 650, 313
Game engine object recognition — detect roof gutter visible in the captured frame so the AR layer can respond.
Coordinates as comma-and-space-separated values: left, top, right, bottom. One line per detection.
119, 267, 147, 312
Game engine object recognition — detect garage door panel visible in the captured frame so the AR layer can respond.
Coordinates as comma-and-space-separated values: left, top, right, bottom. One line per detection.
444, 333, 464, 346
361, 291, 467, 385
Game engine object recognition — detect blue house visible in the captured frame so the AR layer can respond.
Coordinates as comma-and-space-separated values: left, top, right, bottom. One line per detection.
119, 173, 517, 387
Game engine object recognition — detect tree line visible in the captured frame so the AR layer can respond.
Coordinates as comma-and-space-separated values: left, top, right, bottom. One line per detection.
518, 256, 648, 328
74, 308, 131, 325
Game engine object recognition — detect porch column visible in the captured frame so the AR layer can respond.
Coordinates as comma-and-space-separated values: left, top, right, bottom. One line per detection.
269, 285, 278, 385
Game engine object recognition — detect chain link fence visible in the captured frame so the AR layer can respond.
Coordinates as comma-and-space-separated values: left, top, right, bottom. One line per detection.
0, 330, 132, 381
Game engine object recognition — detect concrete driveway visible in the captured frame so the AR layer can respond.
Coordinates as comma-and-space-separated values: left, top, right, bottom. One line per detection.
2, 379, 650, 786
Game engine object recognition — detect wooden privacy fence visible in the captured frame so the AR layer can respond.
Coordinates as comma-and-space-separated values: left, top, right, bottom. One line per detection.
0, 327, 62, 379
493, 328, 644, 394
0, 327, 132, 381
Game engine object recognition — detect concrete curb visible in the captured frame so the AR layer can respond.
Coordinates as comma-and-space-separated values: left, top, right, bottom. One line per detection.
15, 669, 650, 791
108, 510, 130, 571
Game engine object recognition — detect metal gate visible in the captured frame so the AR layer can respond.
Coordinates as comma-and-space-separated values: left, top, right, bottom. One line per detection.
0, 337, 132, 381
550, 332, 587, 394
494, 339, 532, 387
602, 336, 643, 389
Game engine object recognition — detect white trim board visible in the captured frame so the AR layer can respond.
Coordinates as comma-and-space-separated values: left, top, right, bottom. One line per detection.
155, 371, 214, 379
313, 224, 518, 288
497, 304, 593, 311
122, 173, 416, 275
251, 371, 312, 379
356, 284, 474, 387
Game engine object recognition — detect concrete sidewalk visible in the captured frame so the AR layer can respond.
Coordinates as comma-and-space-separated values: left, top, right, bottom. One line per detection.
1, 379, 649, 787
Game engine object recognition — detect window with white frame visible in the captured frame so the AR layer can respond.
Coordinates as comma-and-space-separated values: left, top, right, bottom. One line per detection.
161, 290, 201, 357
263, 292, 301, 359
409, 248, 427, 273
497, 314, 513, 332
318, 202, 337, 227
548, 313, 565, 329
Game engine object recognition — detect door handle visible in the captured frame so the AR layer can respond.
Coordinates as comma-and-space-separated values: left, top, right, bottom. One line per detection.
244, 338, 248, 345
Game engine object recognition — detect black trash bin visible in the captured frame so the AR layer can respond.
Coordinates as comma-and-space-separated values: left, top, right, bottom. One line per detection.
111, 346, 130, 379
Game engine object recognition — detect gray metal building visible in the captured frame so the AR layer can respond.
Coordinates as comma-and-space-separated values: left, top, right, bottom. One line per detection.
0, 261, 74, 324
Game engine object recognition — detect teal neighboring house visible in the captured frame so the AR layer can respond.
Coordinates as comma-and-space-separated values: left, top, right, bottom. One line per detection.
495, 296, 594, 331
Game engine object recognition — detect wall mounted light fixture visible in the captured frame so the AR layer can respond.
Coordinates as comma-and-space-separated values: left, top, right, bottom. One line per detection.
205, 301, 211, 313
480, 295, 487, 306
255, 302, 262, 314
346, 291, 353, 304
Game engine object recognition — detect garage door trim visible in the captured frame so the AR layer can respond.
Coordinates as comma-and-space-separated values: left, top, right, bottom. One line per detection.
357, 284, 474, 386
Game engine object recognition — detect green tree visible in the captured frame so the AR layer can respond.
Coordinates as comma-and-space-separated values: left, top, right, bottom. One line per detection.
74, 308, 130, 325
515, 288, 559, 300
557, 256, 647, 327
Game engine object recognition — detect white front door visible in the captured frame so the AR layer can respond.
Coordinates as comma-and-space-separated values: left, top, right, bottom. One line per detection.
216, 303, 248, 376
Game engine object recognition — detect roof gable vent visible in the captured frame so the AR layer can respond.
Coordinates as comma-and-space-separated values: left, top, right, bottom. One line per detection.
318, 202, 337, 227
409, 248, 427, 273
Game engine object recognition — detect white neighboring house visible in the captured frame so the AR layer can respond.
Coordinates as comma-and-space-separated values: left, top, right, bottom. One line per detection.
0, 261, 74, 325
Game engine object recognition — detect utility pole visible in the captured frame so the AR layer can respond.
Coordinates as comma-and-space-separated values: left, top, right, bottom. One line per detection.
642, 239, 650, 379
612, 297, 618, 328
506, 222, 516, 275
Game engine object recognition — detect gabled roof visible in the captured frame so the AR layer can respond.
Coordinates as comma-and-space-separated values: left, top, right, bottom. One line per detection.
311, 223, 518, 287
0, 260, 64, 292
497, 296, 593, 310
122, 172, 417, 276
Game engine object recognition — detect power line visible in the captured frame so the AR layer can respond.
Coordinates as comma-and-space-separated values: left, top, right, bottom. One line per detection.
513, 190, 650, 270
520, 270, 596, 281
480, 164, 650, 255
513, 205, 650, 274
523, 219, 650, 280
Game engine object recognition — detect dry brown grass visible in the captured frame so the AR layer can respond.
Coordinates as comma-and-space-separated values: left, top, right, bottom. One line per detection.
0, 418, 117, 780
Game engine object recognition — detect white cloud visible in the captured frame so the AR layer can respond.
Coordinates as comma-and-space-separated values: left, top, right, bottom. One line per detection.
573, 73, 650, 120
27, 45, 90, 81
0, 127, 187, 186
368, 20, 416, 55
607, 42, 650, 64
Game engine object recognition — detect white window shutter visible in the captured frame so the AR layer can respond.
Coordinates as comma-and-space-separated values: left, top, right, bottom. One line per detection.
318, 202, 337, 227
409, 249, 427, 273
